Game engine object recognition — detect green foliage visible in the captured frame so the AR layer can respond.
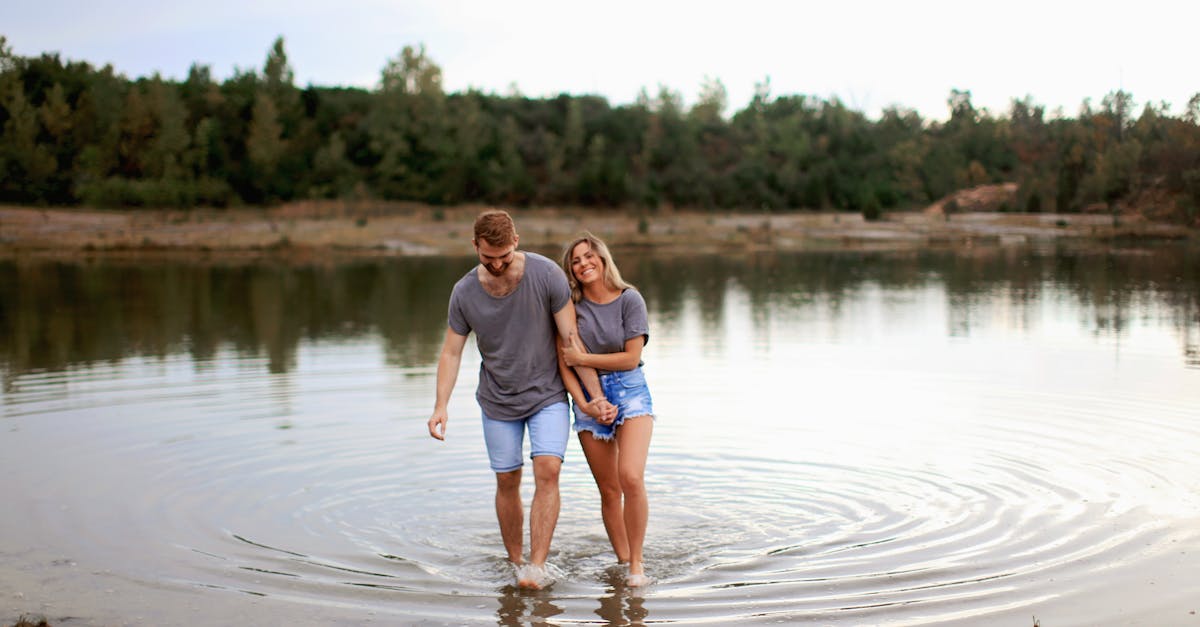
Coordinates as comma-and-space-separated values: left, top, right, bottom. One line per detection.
0, 81, 58, 202
380, 44, 442, 96
2, 40, 1199, 224
246, 93, 285, 194
79, 176, 233, 208
861, 191, 883, 221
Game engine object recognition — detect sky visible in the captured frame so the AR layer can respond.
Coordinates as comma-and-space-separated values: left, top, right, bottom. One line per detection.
3, 0, 1197, 121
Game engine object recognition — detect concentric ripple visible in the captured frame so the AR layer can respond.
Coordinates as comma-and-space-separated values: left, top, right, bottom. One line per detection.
3, 327, 1200, 625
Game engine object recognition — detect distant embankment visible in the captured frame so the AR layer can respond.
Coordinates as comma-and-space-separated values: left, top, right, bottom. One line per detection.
0, 201, 1194, 259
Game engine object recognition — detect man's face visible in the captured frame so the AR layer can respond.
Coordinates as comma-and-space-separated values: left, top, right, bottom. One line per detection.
475, 238, 517, 277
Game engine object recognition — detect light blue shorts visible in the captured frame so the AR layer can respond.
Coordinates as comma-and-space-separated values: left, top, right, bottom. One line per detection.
573, 366, 655, 442
481, 401, 570, 473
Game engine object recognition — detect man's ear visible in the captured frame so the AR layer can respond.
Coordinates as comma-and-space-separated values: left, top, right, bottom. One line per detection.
512, 234, 520, 248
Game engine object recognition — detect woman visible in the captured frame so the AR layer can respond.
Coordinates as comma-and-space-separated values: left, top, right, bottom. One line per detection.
558, 232, 655, 587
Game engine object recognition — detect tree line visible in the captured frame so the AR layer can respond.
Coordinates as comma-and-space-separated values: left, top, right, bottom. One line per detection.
2, 36, 1198, 223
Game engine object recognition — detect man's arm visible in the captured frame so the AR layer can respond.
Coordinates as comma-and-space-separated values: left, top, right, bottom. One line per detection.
428, 327, 469, 441
552, 301, 616, 422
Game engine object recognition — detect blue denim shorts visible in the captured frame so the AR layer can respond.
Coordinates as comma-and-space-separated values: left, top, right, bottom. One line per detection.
573, 366, 655, 441
481, 401, 570, 473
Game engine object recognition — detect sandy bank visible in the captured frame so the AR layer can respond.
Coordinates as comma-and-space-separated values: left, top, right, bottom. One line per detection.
1, 202, 1195, 259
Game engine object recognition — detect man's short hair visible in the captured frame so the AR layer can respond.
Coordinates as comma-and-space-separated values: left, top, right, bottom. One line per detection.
474, 210, 517, 247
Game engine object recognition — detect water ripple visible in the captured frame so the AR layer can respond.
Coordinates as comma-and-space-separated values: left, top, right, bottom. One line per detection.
3, 343, 1199, 625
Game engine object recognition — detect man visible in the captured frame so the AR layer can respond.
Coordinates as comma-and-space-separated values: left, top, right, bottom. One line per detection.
428, 209, 613, 589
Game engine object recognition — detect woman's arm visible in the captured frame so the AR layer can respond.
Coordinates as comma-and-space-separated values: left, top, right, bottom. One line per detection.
557, 337, 612, 422
552, 301, 617, 422
561, 335, 644, 371
551, 301, 604, 395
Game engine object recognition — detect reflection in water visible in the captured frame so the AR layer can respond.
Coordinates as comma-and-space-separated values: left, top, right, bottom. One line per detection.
0, 257, 469, 377
2, 243, 1199, 625
629, 245, 1200, 359
593, 568, 650, 627
2, 244, 1198, 379
495, 590, 564, 626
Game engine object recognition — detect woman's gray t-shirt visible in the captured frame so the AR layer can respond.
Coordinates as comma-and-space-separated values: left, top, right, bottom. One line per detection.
575, 288, 649, 373
448, 252, 570, 421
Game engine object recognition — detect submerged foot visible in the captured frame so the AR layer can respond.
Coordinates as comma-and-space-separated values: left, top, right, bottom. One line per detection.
516, 562, 554, 589
625, 572, 651, 587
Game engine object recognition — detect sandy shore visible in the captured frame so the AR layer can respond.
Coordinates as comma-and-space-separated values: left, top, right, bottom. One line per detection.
1, 202, 1196, 259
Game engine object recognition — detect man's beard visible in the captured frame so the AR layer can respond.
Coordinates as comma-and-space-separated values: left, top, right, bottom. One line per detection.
483, 262, 510, 277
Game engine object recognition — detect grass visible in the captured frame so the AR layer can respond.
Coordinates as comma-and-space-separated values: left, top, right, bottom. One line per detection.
8, 616, 50, 627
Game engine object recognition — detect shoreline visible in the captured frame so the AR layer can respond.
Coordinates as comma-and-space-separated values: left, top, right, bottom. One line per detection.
1, 202, 1196, 261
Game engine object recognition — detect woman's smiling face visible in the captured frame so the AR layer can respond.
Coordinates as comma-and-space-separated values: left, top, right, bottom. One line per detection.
570, 241, 602, 286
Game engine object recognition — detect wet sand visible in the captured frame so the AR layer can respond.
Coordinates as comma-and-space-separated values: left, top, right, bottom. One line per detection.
1, 202, 1195, 259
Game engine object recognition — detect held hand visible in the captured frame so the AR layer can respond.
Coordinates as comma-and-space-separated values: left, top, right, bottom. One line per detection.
428, 408, 448, 441
594, 398, 618, 425
581, 398, 606, 420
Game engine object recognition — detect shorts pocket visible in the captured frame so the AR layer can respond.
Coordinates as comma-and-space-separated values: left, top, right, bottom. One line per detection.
618, 367, 646, 388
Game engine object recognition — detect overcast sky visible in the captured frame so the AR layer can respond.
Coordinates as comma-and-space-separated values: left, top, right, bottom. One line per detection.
3, 0, 1196, 120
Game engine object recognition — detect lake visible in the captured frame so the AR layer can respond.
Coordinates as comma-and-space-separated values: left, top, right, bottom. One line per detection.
2, 243, 1198, 626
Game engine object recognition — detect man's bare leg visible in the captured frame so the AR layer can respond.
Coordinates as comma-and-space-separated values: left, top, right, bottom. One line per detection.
495, 468, 524, 565
518, 455, 561, 588
529, 455, 562, 564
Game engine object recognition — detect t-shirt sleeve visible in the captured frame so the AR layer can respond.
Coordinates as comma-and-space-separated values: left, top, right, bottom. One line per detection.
623, 290, 649, 345
547, 262, 571, 314
447, 284, 471, 336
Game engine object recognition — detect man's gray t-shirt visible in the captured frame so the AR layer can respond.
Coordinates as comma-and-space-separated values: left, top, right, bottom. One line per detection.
575, 288, 649, 374
448, 252, 570, 421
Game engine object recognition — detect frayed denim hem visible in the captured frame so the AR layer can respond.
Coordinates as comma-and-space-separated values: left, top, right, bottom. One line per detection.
575, 413, 655, 442
576, 424, 616, 442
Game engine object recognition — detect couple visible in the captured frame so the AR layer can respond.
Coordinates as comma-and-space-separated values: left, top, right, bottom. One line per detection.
427, 210, 654, 590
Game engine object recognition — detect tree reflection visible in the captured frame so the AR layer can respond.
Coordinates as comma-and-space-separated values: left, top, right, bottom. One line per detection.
1, 244, 1197, 378
0, 256, 470, 376
622, 244, 1199, 368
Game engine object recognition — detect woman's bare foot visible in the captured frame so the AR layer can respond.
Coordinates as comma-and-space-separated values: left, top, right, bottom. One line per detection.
625, 571, 651, 587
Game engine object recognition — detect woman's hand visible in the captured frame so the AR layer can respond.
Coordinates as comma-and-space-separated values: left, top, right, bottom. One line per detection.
560, 343, 587, 368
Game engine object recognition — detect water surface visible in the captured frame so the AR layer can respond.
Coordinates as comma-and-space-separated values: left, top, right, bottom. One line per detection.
2, 244, 1199, 626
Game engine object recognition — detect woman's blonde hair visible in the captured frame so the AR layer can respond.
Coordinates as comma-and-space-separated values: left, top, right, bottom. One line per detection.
560, 232, 633, 302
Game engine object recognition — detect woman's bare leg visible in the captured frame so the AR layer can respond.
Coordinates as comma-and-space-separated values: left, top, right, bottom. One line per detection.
578, 431, 630, 563
615, 415, 653, 581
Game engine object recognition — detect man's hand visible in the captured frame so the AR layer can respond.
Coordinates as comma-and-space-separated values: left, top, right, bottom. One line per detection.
587, 398, 618, 425
430, 328, 467, 442
428, 407, 448, 440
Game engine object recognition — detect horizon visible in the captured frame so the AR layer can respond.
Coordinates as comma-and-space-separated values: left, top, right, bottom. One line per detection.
2, 1, 1197, 122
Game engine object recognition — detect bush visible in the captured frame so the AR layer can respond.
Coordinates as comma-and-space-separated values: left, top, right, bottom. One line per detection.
1024, 193, 1041, 213
79, 177, 235, 208
861, 192, 883, 222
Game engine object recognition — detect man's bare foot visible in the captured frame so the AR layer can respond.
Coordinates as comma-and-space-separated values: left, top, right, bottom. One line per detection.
516, 562, 553, 589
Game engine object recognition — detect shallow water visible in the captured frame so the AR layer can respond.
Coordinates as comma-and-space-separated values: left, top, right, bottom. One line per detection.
2, 245, 1199, 626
